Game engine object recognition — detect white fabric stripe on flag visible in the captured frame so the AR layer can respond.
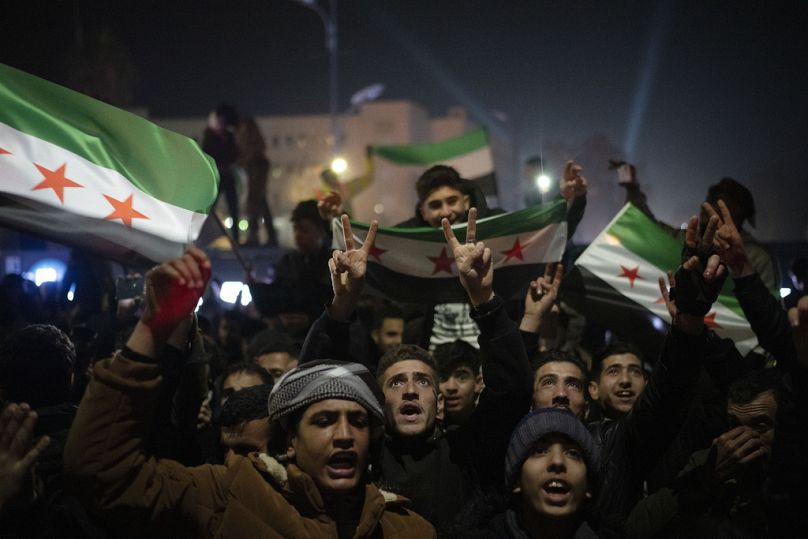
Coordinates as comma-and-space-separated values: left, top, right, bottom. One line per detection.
576, 232, 758, 354
339, 222, 566, 279
0, 122, 206, 243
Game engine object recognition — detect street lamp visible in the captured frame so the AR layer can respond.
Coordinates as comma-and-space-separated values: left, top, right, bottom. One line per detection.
295, 0, 339, 156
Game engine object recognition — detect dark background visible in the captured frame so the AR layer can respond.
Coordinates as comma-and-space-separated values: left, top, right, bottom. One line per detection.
2, 0, 806, 241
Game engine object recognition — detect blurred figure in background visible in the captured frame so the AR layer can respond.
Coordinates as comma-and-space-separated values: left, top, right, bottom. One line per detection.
235, 115, 277, 247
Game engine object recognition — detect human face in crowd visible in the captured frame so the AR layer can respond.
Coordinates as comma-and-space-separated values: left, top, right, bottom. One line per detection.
221, 417, 270, 459
727, 389, 778, 451
288, 399, 370, 497
517, 433, 591, 519
371, 318, 405, 354
439, 365, 483, 425
419, 185, 470, 227
221, 371, 265, 405
381, 359, 439, 437
589, 353, 647, 416
532, 362, 587, 418
256, 352, 297, 383
293, 218, 324, 256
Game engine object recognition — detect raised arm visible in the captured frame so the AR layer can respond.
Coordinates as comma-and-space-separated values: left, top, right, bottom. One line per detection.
441, 209, 533, 475
705, 200, 794, 366
63, 248, 231, 534
299, 216, 378, 364
519, 263, 564, 353
623, 213, 727, 471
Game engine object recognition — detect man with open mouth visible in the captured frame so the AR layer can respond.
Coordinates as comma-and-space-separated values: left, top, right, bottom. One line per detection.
64, 248, 435, 538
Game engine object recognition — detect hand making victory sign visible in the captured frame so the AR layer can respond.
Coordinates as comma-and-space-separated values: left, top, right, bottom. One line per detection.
328, 214, 378, 321
702, 199, 754, 279
442, 207, 494, 307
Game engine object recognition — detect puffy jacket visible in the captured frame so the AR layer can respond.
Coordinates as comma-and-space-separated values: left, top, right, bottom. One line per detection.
64, 353, 435, 538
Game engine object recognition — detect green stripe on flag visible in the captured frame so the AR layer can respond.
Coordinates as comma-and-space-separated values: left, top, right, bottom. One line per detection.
350, 199, 567, 242
372, 128, 488, 165
609, 204, 745, 319
0, 63, 218, 213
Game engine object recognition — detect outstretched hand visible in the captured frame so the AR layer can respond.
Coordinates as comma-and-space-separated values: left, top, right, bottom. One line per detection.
521, 263, 564, 335
0, 403, 50, 510
442, 208, 493, 306
328, 215, 378, 321
560, 161, 588, 201
141, 247, 211, 335
703, 200, 753, 278
668, 214, 726, 334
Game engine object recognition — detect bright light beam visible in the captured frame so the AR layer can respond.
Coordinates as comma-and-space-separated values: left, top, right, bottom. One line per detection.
623, 0, 674, 161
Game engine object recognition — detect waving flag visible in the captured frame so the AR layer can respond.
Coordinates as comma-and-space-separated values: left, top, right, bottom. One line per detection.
0, 63, 218, 266
372, 128, 497, 196
334, 200, 568, 303
573, 203, 758, 354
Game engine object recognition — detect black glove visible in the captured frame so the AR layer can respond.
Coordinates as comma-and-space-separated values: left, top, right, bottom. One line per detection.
670, 242, 726, 317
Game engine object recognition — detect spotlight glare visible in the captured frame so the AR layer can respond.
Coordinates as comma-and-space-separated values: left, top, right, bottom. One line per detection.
331, 157, 348, 174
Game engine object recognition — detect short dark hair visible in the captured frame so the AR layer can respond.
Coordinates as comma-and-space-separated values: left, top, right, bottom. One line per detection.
290, 200, 328, 233
216, 361, 274, 396
377, 344, 438, 381
433, 340, 482, 378
219, 383, 272, 428
706, 177, 755, 227
590, 342, 647, 382
415, 165, 465, 202
728, 368, 782, 406
247, 330, 296, 360
533, 349, 589, 387
214, 103, 238, 128
0, 324, 75, 408
372, 303, 404, 331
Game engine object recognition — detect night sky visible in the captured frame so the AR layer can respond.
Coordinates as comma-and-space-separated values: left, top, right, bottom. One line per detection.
2, 0, 806, 241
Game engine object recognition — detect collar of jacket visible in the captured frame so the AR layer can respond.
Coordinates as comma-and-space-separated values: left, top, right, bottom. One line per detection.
250, 453, 411, 532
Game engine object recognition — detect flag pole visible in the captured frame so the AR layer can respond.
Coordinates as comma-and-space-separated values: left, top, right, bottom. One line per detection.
211, 213, 253, 277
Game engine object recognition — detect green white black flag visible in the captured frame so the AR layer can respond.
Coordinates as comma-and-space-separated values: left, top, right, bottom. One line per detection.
575, 203, 758, 353
334, 200, 569, 303
0, 63, 219, 265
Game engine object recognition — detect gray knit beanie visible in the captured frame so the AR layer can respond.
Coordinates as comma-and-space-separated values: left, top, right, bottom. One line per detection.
267, 359, 385, 453
505, 408, 600, 488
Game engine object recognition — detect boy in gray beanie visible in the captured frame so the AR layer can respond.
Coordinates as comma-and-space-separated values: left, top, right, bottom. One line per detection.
492, 408, 601, 538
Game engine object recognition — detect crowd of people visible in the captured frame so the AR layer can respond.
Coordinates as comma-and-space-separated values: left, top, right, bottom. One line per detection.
0, 161, 805, 539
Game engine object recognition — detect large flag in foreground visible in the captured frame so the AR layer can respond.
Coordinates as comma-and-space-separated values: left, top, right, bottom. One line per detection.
573, 203, 758, 354
335, 200, 568, 303
0, 63, 218, 266
372, 128, 497, 196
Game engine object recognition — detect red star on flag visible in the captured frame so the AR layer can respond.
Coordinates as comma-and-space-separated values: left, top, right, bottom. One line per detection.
703, 312, 722, 329
501, 237, 528, 263
32, 162, 84, 204
0, 147, 11, 155
428, 247, 455, 275
618, 265, 643, 288
103, 194, 149, 227
368, 244, 387, 263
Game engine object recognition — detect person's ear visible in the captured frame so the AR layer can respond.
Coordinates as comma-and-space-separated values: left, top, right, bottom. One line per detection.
474, 374, 484, 395
462, 194, 470, 211
371, 329, 380, 345
436, 392, 445, 421
588, 381, 599, 401
286, 432, 297, 461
